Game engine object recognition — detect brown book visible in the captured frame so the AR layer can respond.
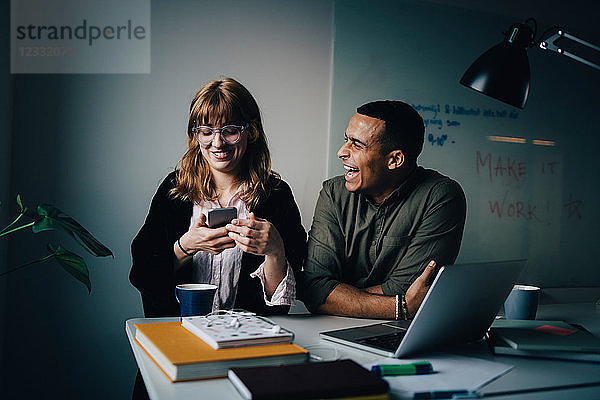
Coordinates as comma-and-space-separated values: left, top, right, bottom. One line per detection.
134, 322, 309, 382
228, 359, 390, 399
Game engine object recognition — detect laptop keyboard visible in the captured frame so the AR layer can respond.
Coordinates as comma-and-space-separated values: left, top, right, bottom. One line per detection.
356, 332, 405, 352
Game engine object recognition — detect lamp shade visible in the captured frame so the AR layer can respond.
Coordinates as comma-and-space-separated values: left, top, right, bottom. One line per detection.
460, 23, 534, 109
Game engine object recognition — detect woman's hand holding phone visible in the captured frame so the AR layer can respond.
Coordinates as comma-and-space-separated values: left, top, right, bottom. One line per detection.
226, 212, 287, 296
178, 208, 285, 260
225, 212, 285, 259
179, 214, 236, 256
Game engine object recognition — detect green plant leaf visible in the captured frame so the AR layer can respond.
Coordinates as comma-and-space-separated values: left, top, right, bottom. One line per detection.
32, 204, 113, 258
48, 244, 92, 294
15, 194, 35, 219
16, 194, 24, 212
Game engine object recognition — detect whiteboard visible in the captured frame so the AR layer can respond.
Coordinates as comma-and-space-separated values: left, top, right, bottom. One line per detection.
329, 0, 600, 287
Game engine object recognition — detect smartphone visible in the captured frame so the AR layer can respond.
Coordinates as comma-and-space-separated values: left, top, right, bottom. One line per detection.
207, 207, 238, 228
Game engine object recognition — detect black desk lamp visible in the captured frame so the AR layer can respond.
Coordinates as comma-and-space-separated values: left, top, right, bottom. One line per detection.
460, 18, 600, 109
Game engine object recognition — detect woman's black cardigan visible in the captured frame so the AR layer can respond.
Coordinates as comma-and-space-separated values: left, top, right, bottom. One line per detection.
129, 171, 307, 317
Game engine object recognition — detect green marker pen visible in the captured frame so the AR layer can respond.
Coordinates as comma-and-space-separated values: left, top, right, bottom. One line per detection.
371, 361, 434, 376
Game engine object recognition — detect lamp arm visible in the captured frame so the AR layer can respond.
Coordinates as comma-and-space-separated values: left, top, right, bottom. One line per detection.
539, 29, 600, 71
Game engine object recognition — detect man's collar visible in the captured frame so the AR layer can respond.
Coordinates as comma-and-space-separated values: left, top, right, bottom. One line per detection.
363, 166, 424, 206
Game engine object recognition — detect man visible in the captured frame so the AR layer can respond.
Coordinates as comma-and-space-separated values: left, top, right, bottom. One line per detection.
302, 100, 466, 319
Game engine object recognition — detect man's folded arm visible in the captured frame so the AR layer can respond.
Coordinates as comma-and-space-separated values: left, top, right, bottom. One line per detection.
318, 283, 396, 318
312, 261, 439, 319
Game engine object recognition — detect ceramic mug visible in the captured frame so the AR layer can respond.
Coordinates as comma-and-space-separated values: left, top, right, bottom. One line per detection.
175, 283, 217, 317
504, 284, 540, 320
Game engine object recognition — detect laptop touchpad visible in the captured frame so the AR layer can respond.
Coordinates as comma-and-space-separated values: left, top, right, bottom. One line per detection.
328, 323, 406, 340
382, 320, 411, 329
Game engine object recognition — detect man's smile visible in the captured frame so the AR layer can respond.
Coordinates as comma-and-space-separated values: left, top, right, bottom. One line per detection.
343, 163, 359, 180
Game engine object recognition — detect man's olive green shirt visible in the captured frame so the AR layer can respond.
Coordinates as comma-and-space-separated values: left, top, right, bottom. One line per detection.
302, 166, 466, 312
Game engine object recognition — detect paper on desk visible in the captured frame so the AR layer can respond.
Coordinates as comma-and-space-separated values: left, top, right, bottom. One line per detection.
365, 354, 513, 399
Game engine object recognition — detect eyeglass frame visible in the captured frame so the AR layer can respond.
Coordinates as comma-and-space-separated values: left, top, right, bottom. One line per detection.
191, 123, 248, 146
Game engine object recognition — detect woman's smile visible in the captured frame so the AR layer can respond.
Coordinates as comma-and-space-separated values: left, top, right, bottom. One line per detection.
210, 148, 234, 161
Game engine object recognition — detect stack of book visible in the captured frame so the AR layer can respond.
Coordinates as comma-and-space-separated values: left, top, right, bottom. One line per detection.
488, 319, 600, 362
134, 321, 308, 382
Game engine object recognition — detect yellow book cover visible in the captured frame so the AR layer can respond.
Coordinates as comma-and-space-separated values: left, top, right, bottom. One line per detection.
134, 321, 308, 382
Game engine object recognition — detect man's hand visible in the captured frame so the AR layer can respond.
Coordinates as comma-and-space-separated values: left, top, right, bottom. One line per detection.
405, 260, 438, 317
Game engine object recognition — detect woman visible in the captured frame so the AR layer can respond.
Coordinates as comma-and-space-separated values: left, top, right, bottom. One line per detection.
129, 78, 306, 317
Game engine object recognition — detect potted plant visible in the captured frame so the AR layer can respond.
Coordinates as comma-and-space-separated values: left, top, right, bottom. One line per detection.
0, 194, 113, 293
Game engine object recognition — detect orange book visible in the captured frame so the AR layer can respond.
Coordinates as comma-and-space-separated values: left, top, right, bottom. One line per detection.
134, 322, 309, 382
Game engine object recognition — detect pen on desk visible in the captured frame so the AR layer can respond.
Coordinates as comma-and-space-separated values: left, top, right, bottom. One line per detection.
414, 390, 480, 399
371, 361, 433, 376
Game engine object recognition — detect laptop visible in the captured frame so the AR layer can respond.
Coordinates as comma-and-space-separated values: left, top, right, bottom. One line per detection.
320, 260, 526, 358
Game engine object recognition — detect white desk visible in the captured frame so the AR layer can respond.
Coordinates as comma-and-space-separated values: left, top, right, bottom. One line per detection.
126, 303, 600, 399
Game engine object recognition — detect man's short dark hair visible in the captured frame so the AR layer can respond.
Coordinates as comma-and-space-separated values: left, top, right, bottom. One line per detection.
356, 100, 424, 165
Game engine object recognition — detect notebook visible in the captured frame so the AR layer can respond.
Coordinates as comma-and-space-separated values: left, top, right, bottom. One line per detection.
228, 359, 389, 400
182, 311, 294, 349
320, 260, 526, 358
489, 319, 600, 354
488, 333, 600, 363
134, 321, 308, 382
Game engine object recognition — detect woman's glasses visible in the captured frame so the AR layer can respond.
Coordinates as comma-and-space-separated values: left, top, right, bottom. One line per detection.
192, 124, 247, 146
